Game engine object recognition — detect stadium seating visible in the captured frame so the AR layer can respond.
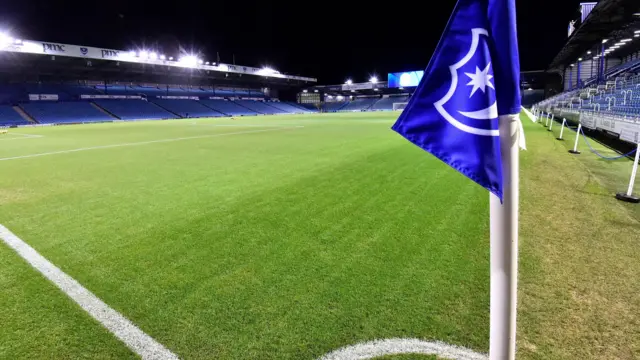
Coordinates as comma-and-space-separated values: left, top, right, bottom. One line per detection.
340, 98, 378, 112
0, 105, 31, 126
93, 100, 175, 120
234, 100, 285, 114
370, 96, 409, 111
323, 102, 349, 112
152, 99, 225, 118
265, 102, 311, 113
198, 99, 258, 116
294, 103, 319, 112
20, 102, 114, 124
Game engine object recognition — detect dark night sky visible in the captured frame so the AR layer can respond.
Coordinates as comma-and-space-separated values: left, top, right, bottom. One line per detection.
0, 0, 580, 84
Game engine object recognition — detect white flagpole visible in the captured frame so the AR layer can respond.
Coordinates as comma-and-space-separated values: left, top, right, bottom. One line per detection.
489, 114, 520, 360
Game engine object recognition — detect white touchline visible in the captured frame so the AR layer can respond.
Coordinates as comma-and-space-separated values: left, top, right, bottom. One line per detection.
0, 133, 44, 141
318, 338, 487, 360
0, 224, 178, 360
0, 126, 302, 161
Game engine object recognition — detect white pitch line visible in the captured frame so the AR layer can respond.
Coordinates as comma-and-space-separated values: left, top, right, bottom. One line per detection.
0, 224, 178, 360
318, 338, 487, 360
0, 126, 302, 161
6, 132, 44, 138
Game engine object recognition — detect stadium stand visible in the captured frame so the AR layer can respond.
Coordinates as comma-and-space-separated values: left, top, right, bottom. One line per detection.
20, 102, 114, 124
340, 98, 378, 112
0, 105, 31, 126
198, 99, 258, 116
370, 96, 410, 111
152, 99, 225, 118
93, 100, 175, 120
234, 100, 286, 114
323, 102, 349, 112
265, 101, 311, 114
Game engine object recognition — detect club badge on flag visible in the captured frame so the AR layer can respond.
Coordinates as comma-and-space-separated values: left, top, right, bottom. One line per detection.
391, 0, 522, 201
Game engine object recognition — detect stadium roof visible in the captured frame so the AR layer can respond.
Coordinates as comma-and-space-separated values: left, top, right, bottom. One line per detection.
547, 0, 640, 71
0, 37, 316, 85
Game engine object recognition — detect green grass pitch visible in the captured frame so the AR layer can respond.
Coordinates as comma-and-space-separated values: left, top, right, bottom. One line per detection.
1, 112, 639, 359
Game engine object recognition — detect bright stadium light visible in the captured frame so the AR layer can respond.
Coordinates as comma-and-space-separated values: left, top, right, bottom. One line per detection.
159, 54, 166, 60
586, 51, 591, 54
218, 64, 229, 71
345, 79, 353, 85
303, 89, 308, 93
205, 61, 210, 65
169, 56, 174, 61
578, 58, 582, 61
314, 89, 318, 93
0, 33, 13, 47
13, 38, 22, 45
198, 59, 204, 64
179, 55, 198, 67
139, 50, 149, 59
149, 52, 158, 60
602, 39, 609, 43
369, 76, 378, 83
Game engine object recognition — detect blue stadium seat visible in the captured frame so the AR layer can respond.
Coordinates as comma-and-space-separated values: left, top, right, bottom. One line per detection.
198, 99, 258, 116
0, 105, 31, 126
234, 100, 285, 114
93, 100, 176, 120
152, 99, 225, 118
20, 102, 114, 124
370, 96, 409, 111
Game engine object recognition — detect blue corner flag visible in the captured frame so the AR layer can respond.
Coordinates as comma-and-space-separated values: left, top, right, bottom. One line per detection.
391, 0, 521, 201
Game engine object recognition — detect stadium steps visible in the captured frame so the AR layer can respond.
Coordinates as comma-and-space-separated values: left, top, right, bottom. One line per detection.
233, 100, 265, 114
13, 105, 38, 124
198, 101, 229, 116
90, 102, 120, 120
149, 102, 184, 118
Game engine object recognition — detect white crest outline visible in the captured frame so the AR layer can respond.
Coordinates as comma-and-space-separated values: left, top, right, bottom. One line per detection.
434, 28, 499, 137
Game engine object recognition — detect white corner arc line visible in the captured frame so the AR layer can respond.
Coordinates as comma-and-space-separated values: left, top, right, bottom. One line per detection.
0, 126, 302, 161
0, 224, 178, 360
318, 338, 487, 360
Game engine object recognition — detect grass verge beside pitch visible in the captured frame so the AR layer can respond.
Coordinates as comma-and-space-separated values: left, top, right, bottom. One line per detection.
518, 117, 640, 359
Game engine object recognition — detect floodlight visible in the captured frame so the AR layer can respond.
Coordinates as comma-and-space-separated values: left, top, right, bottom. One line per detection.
139, 50, 149, 59
602, 39, 608, 43
586, 51, 591, 54
303, 89, 308, 93
159, 54, 166, 60
198, 59, 204, 64
578, 58, 582, 61
0, 33, 13, 47
179, 55, 198, 67
369, 76, 378, 83
169, 56, 174, 61
570, 64, 575, 67
149, 52, 158, 60
345, 79, 353, 85
205, 61, 210, 65
314, 89, 318, 93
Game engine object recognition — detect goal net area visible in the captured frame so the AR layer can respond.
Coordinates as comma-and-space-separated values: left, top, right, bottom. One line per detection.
392, 102, 409, 111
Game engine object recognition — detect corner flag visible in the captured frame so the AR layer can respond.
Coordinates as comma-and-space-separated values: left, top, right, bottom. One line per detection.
391, 0, 521, 201
391, 1, 522, 359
